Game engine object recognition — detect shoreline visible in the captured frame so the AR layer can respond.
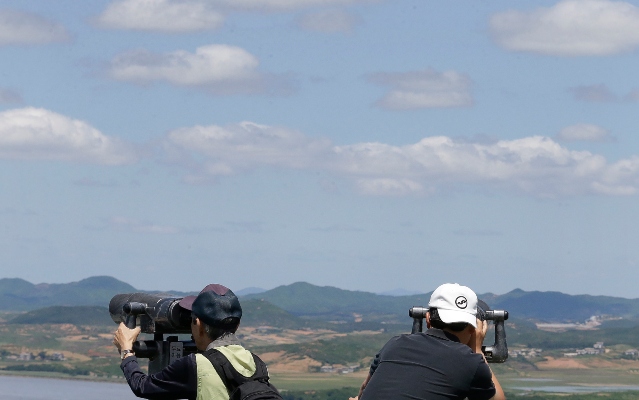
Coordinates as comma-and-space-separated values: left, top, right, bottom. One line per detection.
0, 369, 128, 383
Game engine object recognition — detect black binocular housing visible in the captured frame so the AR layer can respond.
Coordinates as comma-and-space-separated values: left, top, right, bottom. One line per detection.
408, 304, 509, 363
110, 293, 197, 374
109, 292, 192, 333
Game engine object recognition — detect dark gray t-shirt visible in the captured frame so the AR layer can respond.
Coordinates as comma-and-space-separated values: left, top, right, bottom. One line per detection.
360, 329, 496, 400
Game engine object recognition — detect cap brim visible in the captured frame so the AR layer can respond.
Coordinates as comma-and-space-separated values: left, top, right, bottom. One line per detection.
437, 309, 477, 328
178, 295, 197, 311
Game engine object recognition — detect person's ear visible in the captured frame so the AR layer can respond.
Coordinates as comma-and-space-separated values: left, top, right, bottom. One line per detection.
425, 311, 431, 328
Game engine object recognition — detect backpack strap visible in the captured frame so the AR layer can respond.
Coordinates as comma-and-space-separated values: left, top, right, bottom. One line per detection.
202, 349, 271, 394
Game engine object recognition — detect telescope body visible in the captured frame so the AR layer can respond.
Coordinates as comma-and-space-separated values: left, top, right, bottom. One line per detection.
110, 293, 197, 374
109, 293, 192, 334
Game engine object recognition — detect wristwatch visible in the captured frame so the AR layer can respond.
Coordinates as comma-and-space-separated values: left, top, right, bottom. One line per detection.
121, 349, 135, 360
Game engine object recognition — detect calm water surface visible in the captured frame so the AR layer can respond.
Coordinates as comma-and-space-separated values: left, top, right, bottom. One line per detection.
4, 374, 639, 398
510, 378, 639, 393
0, 375, 137, 400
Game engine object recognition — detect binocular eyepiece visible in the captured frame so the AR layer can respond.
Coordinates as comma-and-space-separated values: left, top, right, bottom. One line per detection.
475, 299, 508, 324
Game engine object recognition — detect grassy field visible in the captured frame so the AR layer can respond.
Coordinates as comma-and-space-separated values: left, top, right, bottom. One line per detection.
2, 321, 639, 398
271, 372, 366, 392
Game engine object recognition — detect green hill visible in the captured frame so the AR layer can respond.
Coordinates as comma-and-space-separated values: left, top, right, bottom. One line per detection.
491, 289, 639, 322
244, 282, 639, 323
0, 276, 136, 311
2, 276, 639, 324
243, 282, 431, 323
8, 305, 112, 326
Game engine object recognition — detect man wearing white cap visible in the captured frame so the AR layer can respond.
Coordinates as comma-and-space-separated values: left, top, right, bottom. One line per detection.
356, 283, 506, 400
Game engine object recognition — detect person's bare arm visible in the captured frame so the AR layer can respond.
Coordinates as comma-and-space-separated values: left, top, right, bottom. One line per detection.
113, 322, 141, 360
473, 319, 506, 400
350, 373, 372, 399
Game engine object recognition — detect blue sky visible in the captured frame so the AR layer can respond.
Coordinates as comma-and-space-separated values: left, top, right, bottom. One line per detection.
1, 0, 638, 298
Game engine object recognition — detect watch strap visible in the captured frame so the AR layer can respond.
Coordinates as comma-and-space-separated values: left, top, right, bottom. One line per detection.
121, 349, 135, 360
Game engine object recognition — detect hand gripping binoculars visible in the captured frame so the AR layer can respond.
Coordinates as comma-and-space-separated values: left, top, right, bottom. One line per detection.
109, 293, 197, 374
409, 300, 509, 363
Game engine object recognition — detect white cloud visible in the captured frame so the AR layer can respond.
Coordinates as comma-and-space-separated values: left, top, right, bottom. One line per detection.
296, 9, 359, 33
0, 10, 70, 45
164, 122, 332, 181
369, 69, 473, 110
162, 121, 639, 196
557, 124, 612, 142
108, 44, 290, 95
96, 0, 373, 32
490, 0, 639, 56
96, 0, 225, 32
0, 107, 138, 165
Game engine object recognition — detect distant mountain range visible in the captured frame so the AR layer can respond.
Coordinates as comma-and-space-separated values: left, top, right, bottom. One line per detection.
2, 276, 639, 323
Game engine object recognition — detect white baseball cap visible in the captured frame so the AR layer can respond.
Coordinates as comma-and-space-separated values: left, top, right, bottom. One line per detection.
428, 283, 478, 328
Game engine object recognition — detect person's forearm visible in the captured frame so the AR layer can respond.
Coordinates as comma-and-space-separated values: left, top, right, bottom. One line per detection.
481, 354, 506, 400
491, 373, 506, 400
357, 373, 372, 399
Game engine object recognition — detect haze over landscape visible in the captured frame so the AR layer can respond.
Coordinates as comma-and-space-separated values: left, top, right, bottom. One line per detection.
1, 1, 638, 298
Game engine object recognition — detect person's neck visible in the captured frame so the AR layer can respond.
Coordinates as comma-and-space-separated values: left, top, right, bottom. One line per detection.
204, 332, 240, 350
442, 328, 471, 345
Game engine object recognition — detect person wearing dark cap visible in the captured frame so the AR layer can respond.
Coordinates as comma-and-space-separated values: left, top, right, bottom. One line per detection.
113, 284, 262, 400
354, 283, 506, 400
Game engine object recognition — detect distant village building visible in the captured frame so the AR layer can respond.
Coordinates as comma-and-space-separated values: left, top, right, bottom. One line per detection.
19, 352, 32, 361
623, 349, 639, 359
509, 348, 542, 359
320, 365, 334, 373
337, 365, 361, 374
254, 326, 282, 334
566, 342, 605, 357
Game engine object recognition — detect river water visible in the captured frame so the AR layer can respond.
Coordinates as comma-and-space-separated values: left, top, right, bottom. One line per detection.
0, 375, 137, 400
4, 374, 639, 398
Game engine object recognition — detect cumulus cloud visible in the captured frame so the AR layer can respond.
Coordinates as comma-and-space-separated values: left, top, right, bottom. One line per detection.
557, 123, 612, 142
163, 122, 332, 181
490, 0, 639, 56
0, 10, 70, 45
296, 9, 359, 33
162, 121, 639, 196
369, 69, 473, 110
96, 0, 372, 32
96, 0, 225, 32
108, 44, 291, 95
0, 107, 138, 165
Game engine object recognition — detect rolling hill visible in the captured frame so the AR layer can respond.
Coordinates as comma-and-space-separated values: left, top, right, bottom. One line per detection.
2, 276, 639, 323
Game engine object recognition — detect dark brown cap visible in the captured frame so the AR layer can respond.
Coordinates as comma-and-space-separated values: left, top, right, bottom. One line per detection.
179, 284, 242, 327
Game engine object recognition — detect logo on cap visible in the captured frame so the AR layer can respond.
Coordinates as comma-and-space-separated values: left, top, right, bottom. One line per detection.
455, 296, 468, 309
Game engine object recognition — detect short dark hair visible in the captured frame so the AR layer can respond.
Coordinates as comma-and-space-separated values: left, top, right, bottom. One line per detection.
429, 308, 470, 332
